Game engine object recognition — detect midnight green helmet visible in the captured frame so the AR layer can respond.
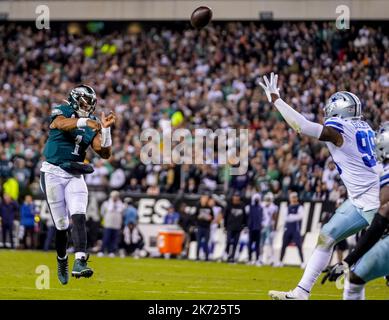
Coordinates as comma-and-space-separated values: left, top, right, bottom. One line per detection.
68, 84, 97, 117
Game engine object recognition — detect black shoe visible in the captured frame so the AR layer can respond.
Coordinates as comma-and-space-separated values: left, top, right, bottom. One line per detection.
57, 256, 69, 285
227, 257, 235, 264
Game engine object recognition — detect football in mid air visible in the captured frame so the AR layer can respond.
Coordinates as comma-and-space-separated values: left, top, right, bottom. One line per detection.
190, 6, 213, 29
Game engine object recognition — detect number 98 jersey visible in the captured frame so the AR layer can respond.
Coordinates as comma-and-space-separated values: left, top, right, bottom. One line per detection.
324, 117, 381, 211
43, 104, 98, 166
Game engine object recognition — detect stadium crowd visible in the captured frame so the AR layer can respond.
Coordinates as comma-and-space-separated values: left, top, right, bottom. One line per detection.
0, 21, 388, 256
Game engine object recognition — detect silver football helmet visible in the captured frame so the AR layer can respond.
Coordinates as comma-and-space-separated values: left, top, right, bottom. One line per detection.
324, 91, 362, 119
376, 121, 389, 162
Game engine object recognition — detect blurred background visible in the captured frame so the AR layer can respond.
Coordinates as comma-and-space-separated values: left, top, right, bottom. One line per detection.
0, 0, 388, 267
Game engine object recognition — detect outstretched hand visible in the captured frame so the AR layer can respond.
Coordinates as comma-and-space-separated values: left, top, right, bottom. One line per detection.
258, 72, 280, 103
101, 111, 116, 128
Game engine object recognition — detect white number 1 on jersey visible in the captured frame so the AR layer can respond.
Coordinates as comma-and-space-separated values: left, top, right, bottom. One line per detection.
72, 135, 83, 156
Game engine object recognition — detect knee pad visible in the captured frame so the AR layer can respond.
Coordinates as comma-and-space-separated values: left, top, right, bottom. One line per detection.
316, 232, 336, 250
54, 216, 70, 231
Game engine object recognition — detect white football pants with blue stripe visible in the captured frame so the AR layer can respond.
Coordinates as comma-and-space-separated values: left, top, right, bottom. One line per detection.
321, 199, 376, 245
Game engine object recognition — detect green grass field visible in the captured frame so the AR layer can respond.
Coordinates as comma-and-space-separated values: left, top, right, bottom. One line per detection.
0, 251, 388, 300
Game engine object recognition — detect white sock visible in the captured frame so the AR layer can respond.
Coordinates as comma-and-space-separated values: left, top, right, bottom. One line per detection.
343, 278, 365, 300
75, 252, 86, 260
295, 248, 332, 295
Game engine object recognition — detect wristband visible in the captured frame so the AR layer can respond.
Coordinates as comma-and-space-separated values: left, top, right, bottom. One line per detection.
77, 118, 88, 128
101, 127, 112, 147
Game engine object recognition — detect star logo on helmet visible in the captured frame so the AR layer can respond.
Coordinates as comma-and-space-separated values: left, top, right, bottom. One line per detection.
331, 96, 339, 103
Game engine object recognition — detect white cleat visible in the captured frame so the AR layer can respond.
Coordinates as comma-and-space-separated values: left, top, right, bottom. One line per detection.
273, 262, 284, 267
268, 290, 309, 300
255, 260, 263, 267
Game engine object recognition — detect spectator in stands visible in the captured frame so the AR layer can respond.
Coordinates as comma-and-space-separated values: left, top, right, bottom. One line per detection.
322, 161, 339, 191
0, 193, 19, 248
278, 192, 305, 267
195, 194, 214, 261
184, 178, 198, 194
3, 173, 19, 202
164, 164, 181, 193
312, 183, 328, 201
0, 154, 12, 178
146, 184, 160, 195
224, 193, 246, 263
13, 158, 31, 197
20, 195, 36, 249
98, 191, 125, 257
230, 174, 249, 192
85, 159, 109, 188
109, 162, 126, 190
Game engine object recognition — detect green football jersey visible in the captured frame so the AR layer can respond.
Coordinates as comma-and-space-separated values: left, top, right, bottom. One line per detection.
43, 104, 98, 165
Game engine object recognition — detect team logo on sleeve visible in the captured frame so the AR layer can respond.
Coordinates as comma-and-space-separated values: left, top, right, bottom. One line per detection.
51, 108, 63, 116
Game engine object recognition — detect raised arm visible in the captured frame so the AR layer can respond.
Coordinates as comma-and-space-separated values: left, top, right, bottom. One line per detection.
92, 112, 116, 159
259, 73, 343, 147
50, 115, 101, 131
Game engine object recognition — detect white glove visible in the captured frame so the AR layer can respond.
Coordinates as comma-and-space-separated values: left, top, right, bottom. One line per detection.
258, 72, 280, 102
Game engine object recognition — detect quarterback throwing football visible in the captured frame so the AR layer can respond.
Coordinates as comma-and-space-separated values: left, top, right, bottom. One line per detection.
40, 85, 116, 285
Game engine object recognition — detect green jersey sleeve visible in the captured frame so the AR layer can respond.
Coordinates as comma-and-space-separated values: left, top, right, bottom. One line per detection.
49, 104, 74, 122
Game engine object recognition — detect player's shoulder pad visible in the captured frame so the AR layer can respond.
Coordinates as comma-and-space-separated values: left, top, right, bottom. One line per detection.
50, 103, 74, 118
324, 117, 345, 133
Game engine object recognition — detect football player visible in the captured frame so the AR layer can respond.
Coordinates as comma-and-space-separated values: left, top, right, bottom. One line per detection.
40, 85, 116, 285
260, 192, 278, 265
259, 73, 380, 300
323, 122, 389, 299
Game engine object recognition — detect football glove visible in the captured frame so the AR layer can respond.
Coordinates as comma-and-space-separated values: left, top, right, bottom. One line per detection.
321, 261, 350, 285
258, 72, 280, 103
